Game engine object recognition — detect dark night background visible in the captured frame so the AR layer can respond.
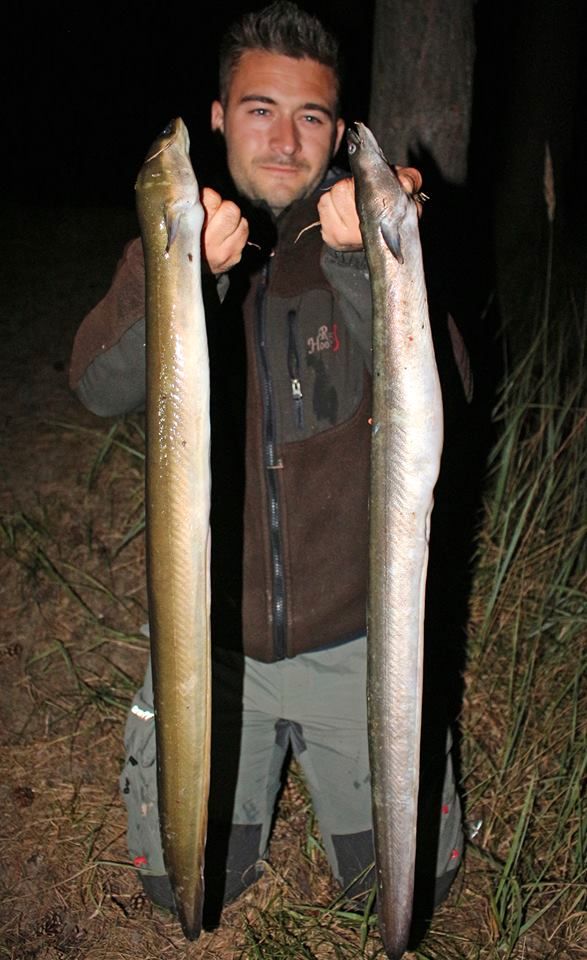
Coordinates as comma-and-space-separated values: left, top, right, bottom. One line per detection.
4, 0, 585, 311
0, 1, 576, 202
6, 1, 375, 207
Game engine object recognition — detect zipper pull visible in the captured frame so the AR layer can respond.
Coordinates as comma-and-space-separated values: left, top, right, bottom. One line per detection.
287, 310, 304, 431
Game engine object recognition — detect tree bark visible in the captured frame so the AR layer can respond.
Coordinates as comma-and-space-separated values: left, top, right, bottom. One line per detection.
369, 0, 475, 184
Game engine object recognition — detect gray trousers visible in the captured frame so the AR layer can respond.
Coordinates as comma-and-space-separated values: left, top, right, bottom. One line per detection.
120, 637, 463, 909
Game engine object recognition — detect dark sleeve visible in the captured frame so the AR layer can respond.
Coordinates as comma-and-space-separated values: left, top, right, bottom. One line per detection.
70, 238, 227, 418
69, 238, 147, 416
75, 317, 147, 417
320, 245, 373, 371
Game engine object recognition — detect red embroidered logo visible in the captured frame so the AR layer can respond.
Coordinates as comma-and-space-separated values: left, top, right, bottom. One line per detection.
307, 323, 340, 355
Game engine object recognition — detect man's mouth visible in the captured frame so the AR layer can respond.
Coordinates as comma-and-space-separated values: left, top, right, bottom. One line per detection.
257, 160, 307, 175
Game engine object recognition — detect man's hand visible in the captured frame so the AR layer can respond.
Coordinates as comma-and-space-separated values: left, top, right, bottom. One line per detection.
201, 187, 249, 275
397, 166, 424, 201
317, 167, 424, 253
317, 178, 362, 251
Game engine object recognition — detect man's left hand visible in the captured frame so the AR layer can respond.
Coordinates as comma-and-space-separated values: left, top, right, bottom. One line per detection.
317, 167, 424, 252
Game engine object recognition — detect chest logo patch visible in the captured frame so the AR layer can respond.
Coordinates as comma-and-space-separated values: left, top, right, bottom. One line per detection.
306, 323, 340, 356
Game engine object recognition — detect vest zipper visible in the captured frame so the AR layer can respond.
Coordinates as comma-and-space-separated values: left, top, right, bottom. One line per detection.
256, 261, 287, 659
287, 309, 304, 431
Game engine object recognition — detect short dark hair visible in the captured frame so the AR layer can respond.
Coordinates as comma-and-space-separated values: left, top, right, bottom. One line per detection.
219, 1, 342, 110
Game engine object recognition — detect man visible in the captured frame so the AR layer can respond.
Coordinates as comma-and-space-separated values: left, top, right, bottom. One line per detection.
70, 0, 463, 920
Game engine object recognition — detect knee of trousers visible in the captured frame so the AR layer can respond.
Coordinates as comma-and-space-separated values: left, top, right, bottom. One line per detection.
329, 827, 462, 910
330, 829, 376, 895
140, 822, 265, 914
327, 762, 464, 901
206, 822, 264, 904
119, 683, 166, 875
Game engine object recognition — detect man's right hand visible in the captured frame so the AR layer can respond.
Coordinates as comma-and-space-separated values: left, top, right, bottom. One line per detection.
201, 187, 249, 275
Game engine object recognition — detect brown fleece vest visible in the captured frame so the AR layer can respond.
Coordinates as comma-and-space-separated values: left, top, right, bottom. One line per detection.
237, 193, 372, 661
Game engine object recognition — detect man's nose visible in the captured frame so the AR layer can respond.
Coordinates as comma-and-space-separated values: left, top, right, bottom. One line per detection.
270, 116, 300, 156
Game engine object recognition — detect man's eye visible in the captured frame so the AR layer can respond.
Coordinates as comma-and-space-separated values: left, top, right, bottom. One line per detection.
252, 108, 270, 116
303, 115, 323, 125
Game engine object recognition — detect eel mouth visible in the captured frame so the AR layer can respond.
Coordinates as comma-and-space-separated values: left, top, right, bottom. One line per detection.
346, 123, 363, 152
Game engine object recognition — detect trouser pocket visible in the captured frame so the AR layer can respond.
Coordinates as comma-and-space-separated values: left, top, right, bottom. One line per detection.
119, 671, 166, 875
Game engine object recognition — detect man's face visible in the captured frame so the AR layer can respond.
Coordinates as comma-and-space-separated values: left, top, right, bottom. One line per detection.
211, 50, 345, 214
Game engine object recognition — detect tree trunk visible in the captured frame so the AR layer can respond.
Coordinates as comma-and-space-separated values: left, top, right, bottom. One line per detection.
369, 0, 475, 184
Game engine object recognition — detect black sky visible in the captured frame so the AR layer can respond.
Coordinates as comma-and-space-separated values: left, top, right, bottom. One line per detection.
5, 0, 586, 249
7, 1, 374, 206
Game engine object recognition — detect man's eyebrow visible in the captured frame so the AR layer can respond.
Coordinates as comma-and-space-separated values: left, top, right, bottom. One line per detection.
239, 94, 333, 120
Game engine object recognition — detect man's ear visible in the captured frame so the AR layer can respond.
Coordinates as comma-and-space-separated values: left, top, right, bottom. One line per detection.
211, 100, 225, 133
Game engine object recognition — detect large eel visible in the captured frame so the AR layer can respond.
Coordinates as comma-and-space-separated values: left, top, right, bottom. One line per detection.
135, 117, 211, 940
347, 123, 444, 959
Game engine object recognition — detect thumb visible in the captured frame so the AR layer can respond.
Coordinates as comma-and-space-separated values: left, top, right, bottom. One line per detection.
201, 187, 223, 219
396, 166, 423, 195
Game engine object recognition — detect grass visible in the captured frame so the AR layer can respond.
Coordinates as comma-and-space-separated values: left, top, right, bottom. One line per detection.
0, 412, 148, 745
452, 191, 586, 956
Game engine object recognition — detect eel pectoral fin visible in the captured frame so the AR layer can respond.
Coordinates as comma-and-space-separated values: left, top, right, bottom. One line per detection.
380, 216, 404, 264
